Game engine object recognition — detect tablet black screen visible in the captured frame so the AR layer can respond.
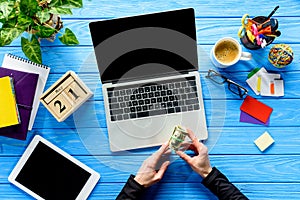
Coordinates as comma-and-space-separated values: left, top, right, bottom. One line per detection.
15, 142, 91, 200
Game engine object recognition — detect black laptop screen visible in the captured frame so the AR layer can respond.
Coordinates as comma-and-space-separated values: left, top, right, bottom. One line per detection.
89, 8, 198, 83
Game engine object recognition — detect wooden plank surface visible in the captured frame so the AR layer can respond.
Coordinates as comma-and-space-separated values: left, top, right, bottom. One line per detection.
1, 0, 300, 199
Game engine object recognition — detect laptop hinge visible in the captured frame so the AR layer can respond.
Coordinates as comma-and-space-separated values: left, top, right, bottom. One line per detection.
107, 71, 190, 85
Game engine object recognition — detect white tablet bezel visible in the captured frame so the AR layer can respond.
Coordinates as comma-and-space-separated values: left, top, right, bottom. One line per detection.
8, 135, 100, 200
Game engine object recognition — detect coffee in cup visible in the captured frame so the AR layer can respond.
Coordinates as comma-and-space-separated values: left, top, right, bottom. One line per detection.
210, 37, 252, 68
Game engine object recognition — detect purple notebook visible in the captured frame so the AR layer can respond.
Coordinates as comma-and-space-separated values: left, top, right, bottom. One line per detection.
0, 68, 38, 140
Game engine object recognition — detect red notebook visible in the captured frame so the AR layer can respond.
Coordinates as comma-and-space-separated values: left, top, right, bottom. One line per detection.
240, 96, 273, 124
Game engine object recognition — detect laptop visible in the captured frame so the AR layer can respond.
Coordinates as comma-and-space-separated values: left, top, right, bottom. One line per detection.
89, 8, 208, 152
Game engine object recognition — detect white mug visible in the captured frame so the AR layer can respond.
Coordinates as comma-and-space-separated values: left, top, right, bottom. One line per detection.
210, 37, 252, 68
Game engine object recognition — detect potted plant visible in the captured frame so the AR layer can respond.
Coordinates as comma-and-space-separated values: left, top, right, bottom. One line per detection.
0, 0, 82, 64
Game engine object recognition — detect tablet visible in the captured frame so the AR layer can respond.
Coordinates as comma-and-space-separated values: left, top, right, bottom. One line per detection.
8, 135, 100, 200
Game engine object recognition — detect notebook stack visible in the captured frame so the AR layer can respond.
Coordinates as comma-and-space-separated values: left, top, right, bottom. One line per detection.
0, 54, 50, 140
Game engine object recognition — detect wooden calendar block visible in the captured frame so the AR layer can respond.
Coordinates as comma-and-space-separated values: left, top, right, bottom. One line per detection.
40, 71, 93, 122
48, 92, 72, 119
64, 81, 87, 103
43, 76, 74, 104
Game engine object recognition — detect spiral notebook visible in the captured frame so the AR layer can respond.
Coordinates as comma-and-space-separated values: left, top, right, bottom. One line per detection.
2, 54, 50, 130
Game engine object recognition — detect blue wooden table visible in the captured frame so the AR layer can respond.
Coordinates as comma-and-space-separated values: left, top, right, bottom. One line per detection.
1, 1, 300, 199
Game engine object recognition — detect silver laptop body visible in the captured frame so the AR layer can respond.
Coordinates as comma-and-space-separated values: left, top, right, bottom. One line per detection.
89, 8, 208, 152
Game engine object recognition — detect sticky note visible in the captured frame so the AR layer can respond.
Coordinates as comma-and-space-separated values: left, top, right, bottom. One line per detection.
261, 79, 284, 97
254, 131, 274, 151
240, 111, 270, 126
240, 96, 273, 123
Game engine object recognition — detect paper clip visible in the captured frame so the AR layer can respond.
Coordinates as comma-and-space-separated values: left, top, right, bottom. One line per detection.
251, 24, 262, 45
238, 14, 250, 38
246, 30, 256, 43
261, 39, 267, 48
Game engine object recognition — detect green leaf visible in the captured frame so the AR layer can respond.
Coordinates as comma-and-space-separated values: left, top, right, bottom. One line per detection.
20, 0, 39, 16
0, 1, 15, 20
0, 28, 23, 46
21, 36, 42, 64
50, 7, 73, 15
34, 25, 56, 38
59, 28, 79, 45
1, 17, 17, 28
36, 9, 51, 24
50, 0, 83, 8
17, 14, 34, 30
49, 0, 62, 7
6, 7, 18, 20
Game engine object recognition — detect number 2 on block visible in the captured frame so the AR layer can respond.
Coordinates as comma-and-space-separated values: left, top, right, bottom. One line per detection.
54, 100, 66, 113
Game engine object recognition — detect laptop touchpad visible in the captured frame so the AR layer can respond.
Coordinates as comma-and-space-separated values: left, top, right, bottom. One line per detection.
114, 117, 168, 139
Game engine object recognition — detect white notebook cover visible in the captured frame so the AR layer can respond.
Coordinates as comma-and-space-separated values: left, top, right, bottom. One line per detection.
2, 54, 50, 130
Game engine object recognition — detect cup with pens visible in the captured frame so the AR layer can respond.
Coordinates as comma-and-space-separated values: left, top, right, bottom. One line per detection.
238, 6, 281, 50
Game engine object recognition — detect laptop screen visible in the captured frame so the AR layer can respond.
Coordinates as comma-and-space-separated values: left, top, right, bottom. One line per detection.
89, 8, 198, 84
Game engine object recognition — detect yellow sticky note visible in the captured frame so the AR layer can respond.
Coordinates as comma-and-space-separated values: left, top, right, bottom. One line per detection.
254, 131, 274, 152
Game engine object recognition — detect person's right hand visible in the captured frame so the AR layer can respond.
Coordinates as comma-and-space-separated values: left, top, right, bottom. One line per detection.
176, 129, 212, 178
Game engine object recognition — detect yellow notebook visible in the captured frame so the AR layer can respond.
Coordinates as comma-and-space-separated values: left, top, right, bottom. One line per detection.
0, 76, 20, 128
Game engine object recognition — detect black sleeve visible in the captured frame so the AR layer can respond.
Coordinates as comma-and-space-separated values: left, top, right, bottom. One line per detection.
202, 167, 249, 200
116, 175, 146, 200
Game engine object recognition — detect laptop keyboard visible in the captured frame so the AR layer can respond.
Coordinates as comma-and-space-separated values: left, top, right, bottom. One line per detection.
107, 76, 200, 121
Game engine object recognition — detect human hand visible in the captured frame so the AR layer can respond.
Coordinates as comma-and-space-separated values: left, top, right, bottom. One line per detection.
176, 129, 212, 178
134, 142, 170, 187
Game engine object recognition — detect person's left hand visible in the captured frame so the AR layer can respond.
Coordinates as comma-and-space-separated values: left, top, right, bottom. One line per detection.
134, 142, 170, 187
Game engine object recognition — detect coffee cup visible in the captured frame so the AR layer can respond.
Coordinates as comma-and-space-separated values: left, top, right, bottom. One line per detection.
210, 37, 252, 68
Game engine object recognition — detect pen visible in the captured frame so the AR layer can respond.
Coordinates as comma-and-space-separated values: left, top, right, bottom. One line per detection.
267, 6, 279, 20
257, 76, 262, 93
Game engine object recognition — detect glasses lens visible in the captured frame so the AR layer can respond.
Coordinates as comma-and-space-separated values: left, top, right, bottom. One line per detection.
228, 83, 247, 97
206, 70, 226, 84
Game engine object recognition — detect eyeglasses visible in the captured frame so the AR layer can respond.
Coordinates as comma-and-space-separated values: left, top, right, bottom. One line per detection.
205, 69, 248, 98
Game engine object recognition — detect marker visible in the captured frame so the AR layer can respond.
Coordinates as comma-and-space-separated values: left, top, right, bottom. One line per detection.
270, 81, 275, 95
257, 76, 262, 93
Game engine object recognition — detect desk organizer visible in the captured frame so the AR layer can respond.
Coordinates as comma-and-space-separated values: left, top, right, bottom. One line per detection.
40, 71, 93, 122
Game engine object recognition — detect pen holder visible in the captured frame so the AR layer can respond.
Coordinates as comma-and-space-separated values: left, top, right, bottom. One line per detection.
239, 16, 277, 50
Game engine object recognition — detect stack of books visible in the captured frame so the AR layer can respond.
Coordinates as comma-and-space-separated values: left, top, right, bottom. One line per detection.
0, 54, 50, 140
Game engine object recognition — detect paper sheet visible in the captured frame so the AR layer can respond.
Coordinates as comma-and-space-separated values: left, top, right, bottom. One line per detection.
261, 79, 284, 97
246, 67, 281, 95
